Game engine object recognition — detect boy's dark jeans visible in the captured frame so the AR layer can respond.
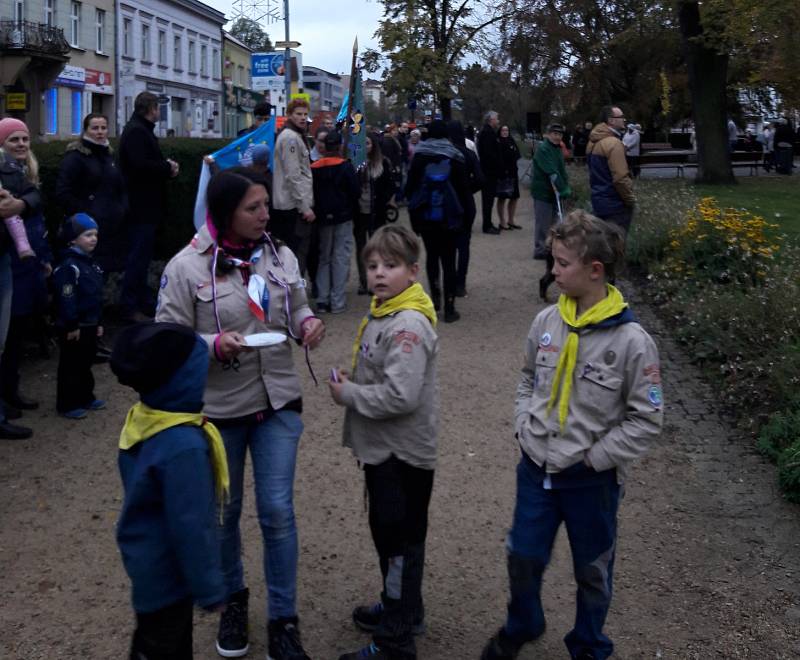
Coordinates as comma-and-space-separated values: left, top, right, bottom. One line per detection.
365, 456, 434, 658
129, 597, 193, 660
56, 326, 97, 413
504, 453, 620, 660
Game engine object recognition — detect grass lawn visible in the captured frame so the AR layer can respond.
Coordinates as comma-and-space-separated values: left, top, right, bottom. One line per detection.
693, 177, 799, 237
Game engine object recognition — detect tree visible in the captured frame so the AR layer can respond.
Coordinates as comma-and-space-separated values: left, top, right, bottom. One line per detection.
228, 17, 272, 53
363, 0, 514, 120
677, 1, 734, 183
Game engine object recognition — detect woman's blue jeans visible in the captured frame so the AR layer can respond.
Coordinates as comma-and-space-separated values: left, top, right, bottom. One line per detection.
218, 410, 303, 620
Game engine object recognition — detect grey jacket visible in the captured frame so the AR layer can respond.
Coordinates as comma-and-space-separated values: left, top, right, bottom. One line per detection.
515, 305, 663, 483
341, 309, 439, 470
272, 126, 313, 213
155, 225, 314, 419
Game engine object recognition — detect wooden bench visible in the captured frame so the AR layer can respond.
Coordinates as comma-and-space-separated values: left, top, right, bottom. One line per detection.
638, 150, 763, 177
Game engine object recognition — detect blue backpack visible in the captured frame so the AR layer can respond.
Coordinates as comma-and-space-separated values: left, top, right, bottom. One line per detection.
409, 158, 464, 229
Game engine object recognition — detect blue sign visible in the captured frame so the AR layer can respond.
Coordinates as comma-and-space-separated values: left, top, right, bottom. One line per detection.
252, 53, 284, 77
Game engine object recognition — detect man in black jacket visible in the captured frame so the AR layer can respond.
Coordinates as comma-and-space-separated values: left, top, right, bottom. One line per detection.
118, 92, 178, 323
477, 111, 502, 234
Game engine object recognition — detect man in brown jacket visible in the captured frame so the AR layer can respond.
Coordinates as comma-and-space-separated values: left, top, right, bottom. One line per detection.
586, 106, 635, 234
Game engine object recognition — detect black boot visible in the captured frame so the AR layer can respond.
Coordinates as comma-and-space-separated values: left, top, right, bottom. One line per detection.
430, 288, 441, 312
0, 419, 32, 440
444, 296, 460, 323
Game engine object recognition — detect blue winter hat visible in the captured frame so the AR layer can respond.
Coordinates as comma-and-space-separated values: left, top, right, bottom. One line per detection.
61, 213, 98, 242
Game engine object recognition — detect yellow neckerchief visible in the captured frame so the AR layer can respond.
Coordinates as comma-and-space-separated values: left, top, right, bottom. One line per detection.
119, 402, 230, 515
351, 282, 437, 370
547, 284, 628, 431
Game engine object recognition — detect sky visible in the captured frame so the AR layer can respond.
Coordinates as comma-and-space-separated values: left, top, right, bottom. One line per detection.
208, 0, 385, 75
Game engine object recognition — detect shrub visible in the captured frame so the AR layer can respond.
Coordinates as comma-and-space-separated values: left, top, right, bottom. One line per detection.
35, 137, 227, 260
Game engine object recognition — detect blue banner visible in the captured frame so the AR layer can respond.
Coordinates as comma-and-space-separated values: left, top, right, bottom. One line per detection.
194, 117, 276, 228
346, 70, 366, 169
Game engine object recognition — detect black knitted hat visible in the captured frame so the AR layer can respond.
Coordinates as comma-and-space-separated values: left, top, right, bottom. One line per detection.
110, 322, 197, 394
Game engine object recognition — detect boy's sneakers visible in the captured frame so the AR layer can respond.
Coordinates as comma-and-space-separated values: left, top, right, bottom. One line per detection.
62, 408, 88, 420
267, 616, 311, 660
316, 302, 331, 313
480, 628, 523, 660
337, 642, 392, 660
89, 399, 106, 410
216, 588, 249, 658
352, 602, 425, 635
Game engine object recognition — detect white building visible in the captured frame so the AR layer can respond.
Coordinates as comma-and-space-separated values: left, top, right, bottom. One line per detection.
116, 0, 225, 137
303, 66, 344, 114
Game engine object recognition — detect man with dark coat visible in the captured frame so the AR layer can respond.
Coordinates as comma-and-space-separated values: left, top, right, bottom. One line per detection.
118, 91, 178, 323
477, 111, 502, 234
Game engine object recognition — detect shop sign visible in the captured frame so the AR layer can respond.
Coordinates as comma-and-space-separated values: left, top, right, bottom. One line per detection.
85, 69, 113, 94
5, 92, 29, 112
55, 65, 85, 88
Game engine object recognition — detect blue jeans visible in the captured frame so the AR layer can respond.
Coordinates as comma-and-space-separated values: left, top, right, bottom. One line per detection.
0, 252, 12, 422
315, 221, 354, 311
504, 454, 620, 660
218, 410, 303, 620
120, 223, 157, 315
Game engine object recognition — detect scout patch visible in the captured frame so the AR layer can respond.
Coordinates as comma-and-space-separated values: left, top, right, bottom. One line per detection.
160, 274, 168, 289
62, 283, 74, 297
540, 332, 552, 347
604, 350, 616, 365
648, 385, 663, 407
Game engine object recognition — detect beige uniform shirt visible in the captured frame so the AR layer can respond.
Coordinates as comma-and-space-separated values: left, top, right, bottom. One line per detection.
272, 126, 313, 213
155, 225, 314, 419
340, 309, 439, 470
515, 305, 663, 483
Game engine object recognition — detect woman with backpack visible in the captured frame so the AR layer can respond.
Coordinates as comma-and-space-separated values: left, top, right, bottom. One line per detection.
405, 120, 471, 323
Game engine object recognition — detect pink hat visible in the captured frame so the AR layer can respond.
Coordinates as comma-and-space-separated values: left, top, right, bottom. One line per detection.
0, 118, 30, 146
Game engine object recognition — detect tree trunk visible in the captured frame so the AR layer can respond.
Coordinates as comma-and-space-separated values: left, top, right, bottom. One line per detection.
678, 1, 735, 184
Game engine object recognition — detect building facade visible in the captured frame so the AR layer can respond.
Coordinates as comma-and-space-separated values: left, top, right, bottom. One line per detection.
303, 65, 343, 115
1, 0, 115, 138
222, 30, 265, 137
116, 0, 224, 137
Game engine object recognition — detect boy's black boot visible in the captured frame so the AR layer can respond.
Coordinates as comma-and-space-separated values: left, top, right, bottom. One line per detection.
216, 587, 249, 658
352, 601, 425, 635
267, 616, 311, 660
480, 628, 523, 660
444, 297, 460, 323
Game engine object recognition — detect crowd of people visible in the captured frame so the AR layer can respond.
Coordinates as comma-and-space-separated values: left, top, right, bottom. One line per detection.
2, 93, 672, 660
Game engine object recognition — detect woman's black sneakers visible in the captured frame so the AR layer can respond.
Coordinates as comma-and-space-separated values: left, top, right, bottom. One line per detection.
267, 616, 311, 660
216, 588, 250, 658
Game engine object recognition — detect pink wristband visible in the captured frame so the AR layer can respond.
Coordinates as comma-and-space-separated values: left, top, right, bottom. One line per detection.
213, 333, 226, 362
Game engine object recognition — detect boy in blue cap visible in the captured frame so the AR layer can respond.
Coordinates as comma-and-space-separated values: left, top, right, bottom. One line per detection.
53, 213, 105, 419
111, 321, 229, 659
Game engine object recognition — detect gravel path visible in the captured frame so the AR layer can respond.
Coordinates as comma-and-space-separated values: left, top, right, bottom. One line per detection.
2, 190, 798, 659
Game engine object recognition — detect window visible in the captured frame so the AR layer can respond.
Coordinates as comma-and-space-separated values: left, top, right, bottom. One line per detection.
246, 67, 251, 87
71, 91, 82, 134
237, 65, 244, 86
200, 44, 207, 76
158, 30, 166, 65
123, 18, 131, 56
45, 88, 58, 135
188, 40, 196, 73
212, 48, 220, 78
70, 1, 81, 48
44, 0, 54, 26
14, 0, 24, 25
141, 23, 150, 61
95, 9, 104, 53
173, 35, 182, 70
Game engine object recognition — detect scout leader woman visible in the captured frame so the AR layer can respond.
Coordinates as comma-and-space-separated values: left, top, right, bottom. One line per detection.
156, 168, 325, 660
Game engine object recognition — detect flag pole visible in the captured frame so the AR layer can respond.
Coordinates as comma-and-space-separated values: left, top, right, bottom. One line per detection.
342, 36, 358, 158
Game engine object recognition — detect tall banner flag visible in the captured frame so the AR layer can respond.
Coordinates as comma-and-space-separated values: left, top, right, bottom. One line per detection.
346, 69, 367, 168
193, 117, 276, 229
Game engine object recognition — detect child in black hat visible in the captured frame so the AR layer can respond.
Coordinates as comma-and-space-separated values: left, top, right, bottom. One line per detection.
53, 213, 105, 419
111, 321, 229, 660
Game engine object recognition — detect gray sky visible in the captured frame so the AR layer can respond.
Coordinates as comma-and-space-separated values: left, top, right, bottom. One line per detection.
209, 0, 384, 75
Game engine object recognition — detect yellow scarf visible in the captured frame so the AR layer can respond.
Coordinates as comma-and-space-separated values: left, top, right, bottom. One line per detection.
351, 282, 437, 370
547, 284, 628, 431
119, 402, 230, 511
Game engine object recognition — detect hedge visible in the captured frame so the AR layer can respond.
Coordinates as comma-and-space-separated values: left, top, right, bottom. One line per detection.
35, 137, 228, 260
